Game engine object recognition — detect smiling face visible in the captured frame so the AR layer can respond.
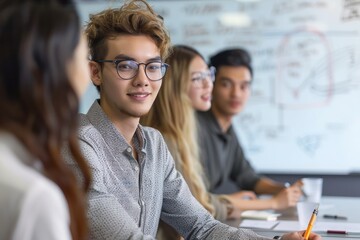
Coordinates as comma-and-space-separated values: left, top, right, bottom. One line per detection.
187, 55, 213, 111
212, 65, 252, 117
89, 34, 163, 120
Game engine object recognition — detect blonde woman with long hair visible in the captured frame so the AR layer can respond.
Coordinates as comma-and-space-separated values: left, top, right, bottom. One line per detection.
141, 45, 244, 238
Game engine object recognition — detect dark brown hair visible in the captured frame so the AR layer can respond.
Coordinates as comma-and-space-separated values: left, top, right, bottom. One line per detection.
0, 2, 91, 239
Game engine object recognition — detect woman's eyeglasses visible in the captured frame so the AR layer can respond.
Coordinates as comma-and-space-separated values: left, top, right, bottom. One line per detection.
191, 66, 216, 88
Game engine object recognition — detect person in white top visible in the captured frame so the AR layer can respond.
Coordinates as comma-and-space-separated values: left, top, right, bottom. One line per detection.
0, 1, 91, 240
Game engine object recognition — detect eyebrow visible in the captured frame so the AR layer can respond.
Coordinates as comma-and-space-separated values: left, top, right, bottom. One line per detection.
219, 77, 252, 83
191, 70, 209, 74
113, 54, 162, 62
219, 77, 234, 82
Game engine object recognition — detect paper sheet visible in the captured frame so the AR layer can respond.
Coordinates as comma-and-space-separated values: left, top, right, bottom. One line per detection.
273, 221, 301, 231
315, 222, 360, 232
273, 220, 360, 233
239, 219, 279, 229
241, 210, 281, 221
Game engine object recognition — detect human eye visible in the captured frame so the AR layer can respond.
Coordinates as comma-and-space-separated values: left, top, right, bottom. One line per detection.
241, 81, 251, 90
204, 70, 213, 79
146, 62, 162, 72
221, 79, 232, 88
117, 60, 137, 72
191, 74, 202, 82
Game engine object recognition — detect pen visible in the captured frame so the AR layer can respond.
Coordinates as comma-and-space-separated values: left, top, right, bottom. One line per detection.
303, 204, 319, 240
327, 230, 347, 234
323, 214, 347, 220
326, 230, 360, 236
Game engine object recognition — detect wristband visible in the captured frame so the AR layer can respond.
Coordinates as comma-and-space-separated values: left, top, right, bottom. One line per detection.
273, 236, 282, 239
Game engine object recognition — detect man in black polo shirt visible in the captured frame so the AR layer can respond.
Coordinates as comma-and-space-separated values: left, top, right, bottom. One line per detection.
197, 48, 303, 211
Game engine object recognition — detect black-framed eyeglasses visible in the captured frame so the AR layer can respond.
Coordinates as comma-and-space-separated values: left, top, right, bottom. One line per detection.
93, 59, 169, 81
191, 66, 216, 88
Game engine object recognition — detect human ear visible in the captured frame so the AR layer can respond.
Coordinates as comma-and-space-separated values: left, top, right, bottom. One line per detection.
89, 61, 101, 87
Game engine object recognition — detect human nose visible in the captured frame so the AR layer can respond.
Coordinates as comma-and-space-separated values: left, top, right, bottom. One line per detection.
202, 78, 213, 89
231, 84, 242, 97
132, 64, 149, 86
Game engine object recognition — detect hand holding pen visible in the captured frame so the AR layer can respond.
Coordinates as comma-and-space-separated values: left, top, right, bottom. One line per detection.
275, 204, 322, 240
273, 181, 303, 210
288, 179, 309, 199
272, 201, 322, 240
303, 204, 319, 240
279, 231, 322, 240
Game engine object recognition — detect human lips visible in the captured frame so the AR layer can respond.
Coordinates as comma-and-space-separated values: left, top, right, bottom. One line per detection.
228, 100, 242, 108
127, 91, 151, 101
201, 93, 212, 102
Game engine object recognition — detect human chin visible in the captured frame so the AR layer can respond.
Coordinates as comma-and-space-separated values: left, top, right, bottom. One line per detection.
195, 102, 209, 111
228, 104, 243, 115
127, 105, 152, 118
204, 102, 211, 111
139, 99, 157, 116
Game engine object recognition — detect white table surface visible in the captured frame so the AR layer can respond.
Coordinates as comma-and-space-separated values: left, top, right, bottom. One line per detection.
225, 196, 360, 239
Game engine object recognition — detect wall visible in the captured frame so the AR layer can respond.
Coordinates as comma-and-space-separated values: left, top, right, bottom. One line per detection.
77, 0, 360, 194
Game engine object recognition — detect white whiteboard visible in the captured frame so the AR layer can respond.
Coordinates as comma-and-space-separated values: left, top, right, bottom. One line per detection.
78, 0, 360, 174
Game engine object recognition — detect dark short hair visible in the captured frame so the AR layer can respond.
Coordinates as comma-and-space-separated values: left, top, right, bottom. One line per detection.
209, 48, 253, 77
